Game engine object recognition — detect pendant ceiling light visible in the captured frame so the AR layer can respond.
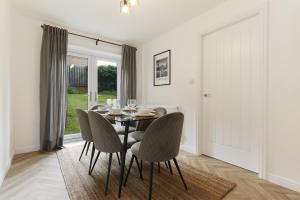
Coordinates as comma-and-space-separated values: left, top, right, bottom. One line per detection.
120, 0, 138, 14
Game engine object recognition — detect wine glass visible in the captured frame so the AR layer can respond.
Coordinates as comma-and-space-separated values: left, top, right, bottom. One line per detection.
106, 99, 112, 109
112, 99, 120, 109
127, 99, 137, 113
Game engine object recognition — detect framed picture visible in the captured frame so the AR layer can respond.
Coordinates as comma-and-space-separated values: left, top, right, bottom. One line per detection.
153, 50, 171, 86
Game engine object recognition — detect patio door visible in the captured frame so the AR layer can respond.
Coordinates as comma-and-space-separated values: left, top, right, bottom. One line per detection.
93, 58, 119, 106
65, 52, 120, 135
65, 53, 92, 135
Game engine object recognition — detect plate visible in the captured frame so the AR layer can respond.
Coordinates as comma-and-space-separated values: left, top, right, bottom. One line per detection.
108, 112, 123, 116
134, 113, 156, 117
122, 108, 136, 112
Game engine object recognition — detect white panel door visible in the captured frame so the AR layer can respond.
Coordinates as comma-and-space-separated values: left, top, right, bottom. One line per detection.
202, 15, 263, 172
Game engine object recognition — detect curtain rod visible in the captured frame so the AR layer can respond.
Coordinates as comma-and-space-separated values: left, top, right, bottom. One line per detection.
41, 25, 123, 47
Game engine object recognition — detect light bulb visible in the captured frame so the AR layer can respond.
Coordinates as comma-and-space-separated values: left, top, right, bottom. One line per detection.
129, 0, 137, 6
121, 4, 130, 14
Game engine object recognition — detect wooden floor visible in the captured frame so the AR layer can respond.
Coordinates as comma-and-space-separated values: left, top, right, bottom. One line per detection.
180, 153, 300, 200
0, 142, 300, 200
0, 152, 69, 200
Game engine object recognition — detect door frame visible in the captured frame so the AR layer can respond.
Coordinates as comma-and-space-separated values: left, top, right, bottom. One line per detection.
198, 3, 269, 179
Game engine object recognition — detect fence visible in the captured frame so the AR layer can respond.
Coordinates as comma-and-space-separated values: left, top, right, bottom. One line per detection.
67, 66, 88, 88
67, 65, 117, 92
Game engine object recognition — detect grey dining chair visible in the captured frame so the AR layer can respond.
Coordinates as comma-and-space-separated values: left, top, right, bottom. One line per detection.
87, 111, 142, 195
129, 107, 167, 141
124, 112, 187, 200
76, 109, 96, 174
129, 107, 168, 174
90, 104, 104, 111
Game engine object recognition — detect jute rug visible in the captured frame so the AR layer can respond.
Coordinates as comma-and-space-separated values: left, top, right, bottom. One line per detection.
57, 143, 235, 200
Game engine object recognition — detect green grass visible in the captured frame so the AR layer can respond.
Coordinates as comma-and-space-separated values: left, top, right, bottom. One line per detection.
64, 90, 117, 135
97, 90, 117, 105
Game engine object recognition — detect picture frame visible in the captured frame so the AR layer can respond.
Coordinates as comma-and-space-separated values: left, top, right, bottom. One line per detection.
153, 50, 171, 86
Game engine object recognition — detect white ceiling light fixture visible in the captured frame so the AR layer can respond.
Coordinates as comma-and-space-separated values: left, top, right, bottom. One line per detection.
120, 0, 138, 14
129, 0, 138, 6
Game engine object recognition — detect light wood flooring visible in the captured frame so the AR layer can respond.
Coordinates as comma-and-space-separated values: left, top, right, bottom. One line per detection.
179, 152, 300, 200
0, 152, 69, 200
0, 141, 300, 200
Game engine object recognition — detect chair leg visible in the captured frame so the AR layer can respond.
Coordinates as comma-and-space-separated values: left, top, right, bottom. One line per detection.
90, 151, 101, 174
168, 161, 173, 175
140, 160, 143, 175
148, 162, 154, 200
79, 141, 88, 161
123, 155, 134, 186
105, 153, 113, 195
173, 158, 188, 191
89, 144, 95, 174
116, 153, 121, 165
158, 162, 160, 173
86, 142, 91, 155
134, 156, 144, 180
165, 161, 169, 169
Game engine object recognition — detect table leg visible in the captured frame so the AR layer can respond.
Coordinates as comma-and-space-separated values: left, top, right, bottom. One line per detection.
118, 121, 129, 198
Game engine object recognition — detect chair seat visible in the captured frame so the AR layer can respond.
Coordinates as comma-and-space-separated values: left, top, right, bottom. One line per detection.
129, 131, 145, 141
119, 135, 137, 148
113, 125, 136, 135
131, 141, 141, 156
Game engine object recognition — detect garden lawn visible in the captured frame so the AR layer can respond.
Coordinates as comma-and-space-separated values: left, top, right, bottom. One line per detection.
64, 91, 117, 135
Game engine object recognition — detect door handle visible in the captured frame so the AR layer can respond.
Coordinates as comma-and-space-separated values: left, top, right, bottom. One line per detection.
95, 92, 97, 102
89, 91, 92, 101
204, 93, 211, 97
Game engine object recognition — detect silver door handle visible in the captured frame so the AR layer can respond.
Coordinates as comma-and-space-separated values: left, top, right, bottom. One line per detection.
95, 92, 97, 102
89, 91, 92, 101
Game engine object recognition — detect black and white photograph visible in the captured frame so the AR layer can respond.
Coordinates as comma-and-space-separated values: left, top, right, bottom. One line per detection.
153, 50, 171, 86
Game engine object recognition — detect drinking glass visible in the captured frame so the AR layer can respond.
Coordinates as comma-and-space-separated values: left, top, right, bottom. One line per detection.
106, 99, 112, 109
127, 99, 137, 113
112, 99, 120, 109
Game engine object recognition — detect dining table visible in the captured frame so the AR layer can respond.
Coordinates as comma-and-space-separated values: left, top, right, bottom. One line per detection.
98, 110, 159, 198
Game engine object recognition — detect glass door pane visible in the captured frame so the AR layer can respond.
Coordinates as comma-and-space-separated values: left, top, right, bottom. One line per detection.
96, 59, 118, 105
65, 55, 89, 135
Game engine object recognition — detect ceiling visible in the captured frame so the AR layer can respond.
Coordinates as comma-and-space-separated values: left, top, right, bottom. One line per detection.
13, 0, 226, 44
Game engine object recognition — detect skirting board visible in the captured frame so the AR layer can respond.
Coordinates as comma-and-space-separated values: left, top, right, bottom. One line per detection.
15, 145, 40, 155
268, 174, 300, 193
0, 156, 13, 187
180, 144, 198, 155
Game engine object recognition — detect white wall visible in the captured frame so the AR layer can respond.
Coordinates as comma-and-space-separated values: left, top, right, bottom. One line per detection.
0, 0, 13, 185
141, 0, 300, 192
11, 12, 142, 154
267, 0, 300, 191
142, 0, 267, 154
12, 13, 42, 154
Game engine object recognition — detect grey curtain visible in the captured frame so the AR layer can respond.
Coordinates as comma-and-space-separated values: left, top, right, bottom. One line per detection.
40, 25, 68, 151
120, 45, 137, 107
